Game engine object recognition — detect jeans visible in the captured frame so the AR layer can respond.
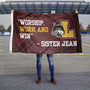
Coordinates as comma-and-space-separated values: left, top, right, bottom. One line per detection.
36, 54, 54, 79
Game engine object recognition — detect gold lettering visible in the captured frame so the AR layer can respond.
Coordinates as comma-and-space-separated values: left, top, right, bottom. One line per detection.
20, 26, 24, 32
32, 27, 36, 32
20, 26, 36, 32
37, 27, 41, 32
62, 21, 74, 37
37, 27, 48, 32
20, 26, 48, 33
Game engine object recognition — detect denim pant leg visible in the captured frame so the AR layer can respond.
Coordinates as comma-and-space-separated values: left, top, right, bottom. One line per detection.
47, 54, 54, 79
36, 54, 42, 78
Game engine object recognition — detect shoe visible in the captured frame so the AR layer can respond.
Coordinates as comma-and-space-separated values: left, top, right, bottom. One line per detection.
50, 78, 56, 84
36, 77, 41, 84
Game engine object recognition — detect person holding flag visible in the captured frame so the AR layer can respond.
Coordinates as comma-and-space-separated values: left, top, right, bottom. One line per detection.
36, 9, 78, 84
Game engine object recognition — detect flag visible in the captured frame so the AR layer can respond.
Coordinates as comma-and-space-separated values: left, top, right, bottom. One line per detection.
10, 10, 82, 54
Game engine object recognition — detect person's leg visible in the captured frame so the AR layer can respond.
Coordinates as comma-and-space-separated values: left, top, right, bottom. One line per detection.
47, 54, 56, 84
36, 54, 42, 84
47, 54, 54, 79
36, 54, 42, 78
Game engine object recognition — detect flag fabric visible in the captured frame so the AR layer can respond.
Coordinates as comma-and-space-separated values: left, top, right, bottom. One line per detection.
10, 10, 82, 54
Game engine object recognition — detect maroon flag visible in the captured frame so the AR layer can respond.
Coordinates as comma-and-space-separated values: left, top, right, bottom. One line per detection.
10, 10, 82, 54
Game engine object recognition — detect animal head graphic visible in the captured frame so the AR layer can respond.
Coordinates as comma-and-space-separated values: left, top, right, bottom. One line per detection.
52, 22, 65, 38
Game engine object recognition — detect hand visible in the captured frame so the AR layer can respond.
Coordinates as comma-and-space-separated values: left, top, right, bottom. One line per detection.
11, 10, 14, 13
75, 9, 78, 14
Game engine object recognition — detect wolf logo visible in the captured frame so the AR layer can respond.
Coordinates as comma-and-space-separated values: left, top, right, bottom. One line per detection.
52, 22, 65, 38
